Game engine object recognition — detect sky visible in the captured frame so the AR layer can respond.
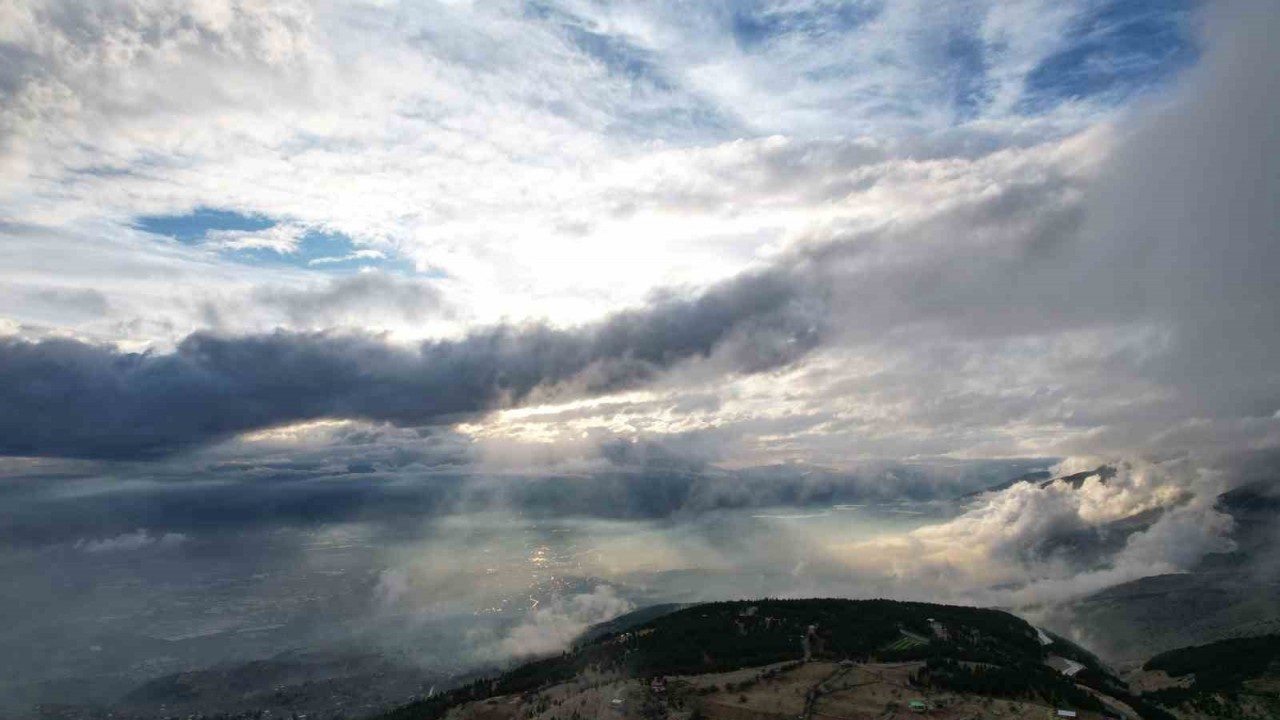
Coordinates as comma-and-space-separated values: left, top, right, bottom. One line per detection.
3, 0, 1275, 466
1, 0, 1279, 710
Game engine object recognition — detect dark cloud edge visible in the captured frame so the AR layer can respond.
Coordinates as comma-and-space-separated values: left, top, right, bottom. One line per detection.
0, 262, 826, 460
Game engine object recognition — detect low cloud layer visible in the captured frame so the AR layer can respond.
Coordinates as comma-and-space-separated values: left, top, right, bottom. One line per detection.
834, 459, 1236, 605
498, 585, 634, 658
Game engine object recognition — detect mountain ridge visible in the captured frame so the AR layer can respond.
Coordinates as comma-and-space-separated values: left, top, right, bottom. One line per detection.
376, 598, 1175, 720
956, 465, 1116, 501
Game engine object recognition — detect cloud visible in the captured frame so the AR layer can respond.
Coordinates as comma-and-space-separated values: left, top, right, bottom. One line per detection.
206, 223, 310, 254
0, 0, 1197, 340
74, 527, 186, 553
498, 585, 633, 658
448, 0, 1280, 465
0, 261, 823, 458
30, 288, 110, 318
0, 427, 1046, 553
3, 2, 1278, 709
6, 29, 1279, 466
831, 457, 1237, 606
308, 249, 386, 266
1078, 0, 1280, 423
251, 271, 447, 329
0, 0, 1273, 534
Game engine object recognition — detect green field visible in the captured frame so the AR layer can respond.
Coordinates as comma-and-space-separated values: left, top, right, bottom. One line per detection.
884, 632, 928, 651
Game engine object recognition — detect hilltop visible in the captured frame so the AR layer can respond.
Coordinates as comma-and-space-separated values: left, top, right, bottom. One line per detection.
376, 598, 1174, 720
34, 599, 1275, 720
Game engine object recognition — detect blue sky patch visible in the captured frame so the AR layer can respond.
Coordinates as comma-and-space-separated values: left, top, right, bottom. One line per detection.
564, 24, 670, 88
729, 1, 882, 50
524, 1, 734, 142
135, 207, 273, 243
525, 1, 670, 88
135, 209, 414, 274
1019, 0, 1198, 113
224, 231, 413, 274
942, 25, 991, 122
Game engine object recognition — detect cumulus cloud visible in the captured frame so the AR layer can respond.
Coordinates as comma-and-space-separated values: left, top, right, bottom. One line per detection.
832, 458, 1236, 606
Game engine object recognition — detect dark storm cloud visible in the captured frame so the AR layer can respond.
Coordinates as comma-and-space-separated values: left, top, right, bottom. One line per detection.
0, 267, 824, 459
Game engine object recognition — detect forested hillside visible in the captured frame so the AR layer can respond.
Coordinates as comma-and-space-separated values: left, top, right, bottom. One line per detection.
377, 598, 1174, 720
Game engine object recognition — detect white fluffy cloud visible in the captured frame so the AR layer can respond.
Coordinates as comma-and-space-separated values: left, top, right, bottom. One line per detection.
827, 458, 1237, 606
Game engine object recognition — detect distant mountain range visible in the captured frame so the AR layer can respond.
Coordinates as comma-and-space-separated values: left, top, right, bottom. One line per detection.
956, 465, 1118, 500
